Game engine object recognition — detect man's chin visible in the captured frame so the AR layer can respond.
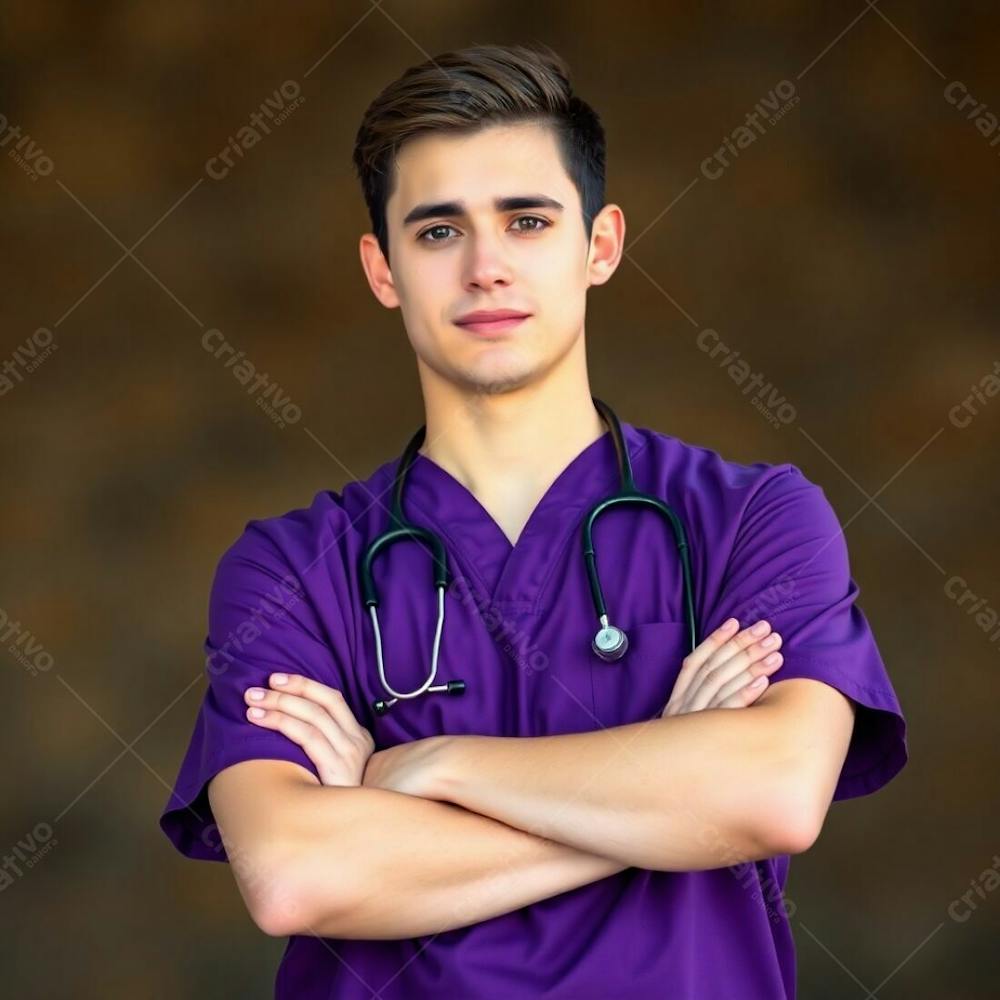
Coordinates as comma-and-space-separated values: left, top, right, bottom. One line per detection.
460, 365, 537, 397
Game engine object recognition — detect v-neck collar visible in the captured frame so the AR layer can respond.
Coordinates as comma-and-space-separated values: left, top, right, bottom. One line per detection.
401, 419, 649, 612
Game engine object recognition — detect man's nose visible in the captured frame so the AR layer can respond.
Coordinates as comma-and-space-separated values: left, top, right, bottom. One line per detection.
462, 236, 513, 288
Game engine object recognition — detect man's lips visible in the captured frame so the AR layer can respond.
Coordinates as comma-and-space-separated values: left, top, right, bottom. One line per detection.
454, 311, 532, 334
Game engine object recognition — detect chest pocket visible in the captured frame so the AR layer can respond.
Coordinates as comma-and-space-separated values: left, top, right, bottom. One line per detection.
590, 621, 692, 727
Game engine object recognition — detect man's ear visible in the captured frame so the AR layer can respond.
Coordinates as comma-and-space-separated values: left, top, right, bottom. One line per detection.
586, 203, 625, 287
359, 233, 400, 309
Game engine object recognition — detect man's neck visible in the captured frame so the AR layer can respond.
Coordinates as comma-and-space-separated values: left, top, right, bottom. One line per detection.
416, 380, 607, 546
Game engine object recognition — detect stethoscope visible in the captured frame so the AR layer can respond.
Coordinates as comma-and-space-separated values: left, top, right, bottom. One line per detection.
360, 397, 699, 715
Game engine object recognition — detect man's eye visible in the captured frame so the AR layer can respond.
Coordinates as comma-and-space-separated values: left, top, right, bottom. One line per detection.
417, 216, 550, 243
418, 224, 458, 243
512, 215, 549, 233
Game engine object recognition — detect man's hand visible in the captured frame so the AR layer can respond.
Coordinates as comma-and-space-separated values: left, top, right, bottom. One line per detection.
662, 617, 783, 716
243, 673, 375, 786
362, 737, 449, 798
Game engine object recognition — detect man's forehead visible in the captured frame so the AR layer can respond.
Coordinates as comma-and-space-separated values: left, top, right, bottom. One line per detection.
389, 124, 570, 216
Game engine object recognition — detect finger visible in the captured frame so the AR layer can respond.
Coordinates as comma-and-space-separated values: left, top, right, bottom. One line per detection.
669, 619, 771, 712
698, 619, 774, 677
688, 632, 783, 712
245, 686, 359, 757
244, 707, 344, 774
713, 672, 772, 708
667, 618, 740, 707
269, 673, 370, 741
710, 649, 784, 706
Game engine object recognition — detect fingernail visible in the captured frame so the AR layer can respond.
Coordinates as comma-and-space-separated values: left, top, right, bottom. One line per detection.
751, 621, 769, 636
750, 675, 768, 688
761, 633, 779, 648
721, 618, 738, 632
248, 707, 266, 719
764, 652, 782, 666
271, 673, 288, 686
247, 688, 265, 701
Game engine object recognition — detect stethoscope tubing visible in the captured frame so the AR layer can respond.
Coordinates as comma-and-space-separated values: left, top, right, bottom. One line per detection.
360, 397, 698, 714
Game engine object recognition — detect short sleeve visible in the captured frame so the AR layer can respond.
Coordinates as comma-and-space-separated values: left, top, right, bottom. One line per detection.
705, 465, 908, 801
158, 521, 353, 862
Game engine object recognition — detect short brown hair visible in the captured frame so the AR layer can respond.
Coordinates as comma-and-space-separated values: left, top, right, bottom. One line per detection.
352, 43, 606, 264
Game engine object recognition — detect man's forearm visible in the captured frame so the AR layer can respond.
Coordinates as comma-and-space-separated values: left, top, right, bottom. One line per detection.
428, 703, 809, 871
276, 782, 627, 939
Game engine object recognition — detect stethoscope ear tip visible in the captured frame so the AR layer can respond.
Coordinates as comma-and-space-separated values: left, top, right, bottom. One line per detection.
372, 680, 464, 717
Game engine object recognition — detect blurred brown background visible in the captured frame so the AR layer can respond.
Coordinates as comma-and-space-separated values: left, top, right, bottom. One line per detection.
3, 2, 998, 997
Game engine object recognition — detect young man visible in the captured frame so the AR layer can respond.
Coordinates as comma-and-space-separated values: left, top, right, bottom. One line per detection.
160, 44, 908, 999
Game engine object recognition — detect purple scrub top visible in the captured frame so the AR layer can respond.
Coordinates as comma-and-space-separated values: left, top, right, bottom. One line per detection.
159, 418, 908, 999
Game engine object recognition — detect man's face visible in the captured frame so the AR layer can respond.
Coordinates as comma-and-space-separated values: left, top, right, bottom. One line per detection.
381, 122, 594, 396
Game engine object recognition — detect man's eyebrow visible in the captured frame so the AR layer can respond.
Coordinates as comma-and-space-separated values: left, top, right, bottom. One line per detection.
401, 195, 565, 227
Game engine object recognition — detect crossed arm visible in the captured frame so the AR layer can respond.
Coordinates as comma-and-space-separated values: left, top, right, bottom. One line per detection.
208, 620, 856, 939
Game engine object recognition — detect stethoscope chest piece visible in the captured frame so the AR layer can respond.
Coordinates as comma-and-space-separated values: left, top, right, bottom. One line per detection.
592, 622, 629, 662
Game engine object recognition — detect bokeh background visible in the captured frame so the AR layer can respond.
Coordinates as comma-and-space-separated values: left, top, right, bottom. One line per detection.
3, 2, 998, 997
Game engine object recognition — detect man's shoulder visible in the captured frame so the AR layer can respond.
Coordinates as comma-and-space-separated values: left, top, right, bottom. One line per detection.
215, 457, 396, 571
629, 421, 809, 499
